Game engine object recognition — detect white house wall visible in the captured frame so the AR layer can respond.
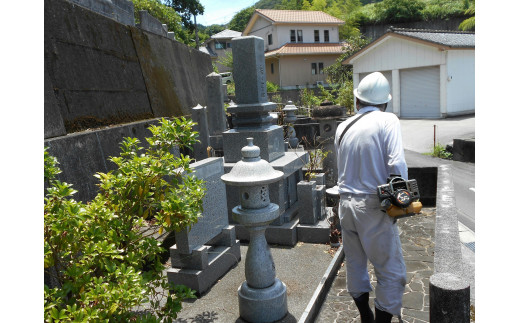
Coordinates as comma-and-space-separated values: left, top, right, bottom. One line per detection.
352, 37, 444, 74
247, 17, 340, 51
278, 54, 337, 89
446, 50, 475, 115
248, 17, 276, 51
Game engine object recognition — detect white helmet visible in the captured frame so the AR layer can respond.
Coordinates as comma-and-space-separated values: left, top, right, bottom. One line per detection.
353, 72, 392, 105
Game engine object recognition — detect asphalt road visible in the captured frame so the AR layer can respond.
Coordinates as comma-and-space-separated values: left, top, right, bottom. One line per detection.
400, 115, 475, 231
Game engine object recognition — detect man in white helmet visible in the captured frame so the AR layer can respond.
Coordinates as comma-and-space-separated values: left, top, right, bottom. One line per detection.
334, 72, 408, 323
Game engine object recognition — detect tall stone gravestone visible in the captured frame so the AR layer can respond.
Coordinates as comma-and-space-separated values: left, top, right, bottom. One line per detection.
221, 36, 308, 246
222, 36, 285, 163
167, 157, 241, 294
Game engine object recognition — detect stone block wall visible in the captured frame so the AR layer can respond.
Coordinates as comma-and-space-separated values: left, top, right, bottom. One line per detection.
44, 118, 171, 202
69, 0, 135, 26
44, 0, 212, 139
138, 10, 167, 37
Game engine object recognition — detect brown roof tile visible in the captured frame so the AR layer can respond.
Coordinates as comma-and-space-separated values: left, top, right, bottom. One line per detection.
256, 9, 344, 24
265, 43, 347, 57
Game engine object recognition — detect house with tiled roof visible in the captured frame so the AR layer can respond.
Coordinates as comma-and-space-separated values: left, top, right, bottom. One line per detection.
343, 27, 475, 118
200, 29, 242, 73
242, 9, 345, 89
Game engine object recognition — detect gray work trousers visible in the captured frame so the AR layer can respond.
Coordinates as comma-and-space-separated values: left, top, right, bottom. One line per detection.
339, 193, 407, 316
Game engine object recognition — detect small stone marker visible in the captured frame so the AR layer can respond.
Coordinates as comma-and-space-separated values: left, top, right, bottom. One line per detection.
167, 157, 241, 294
191, 104, 210, 161
206, 72, 227, 153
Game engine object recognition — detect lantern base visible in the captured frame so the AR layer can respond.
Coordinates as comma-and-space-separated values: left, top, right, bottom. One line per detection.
238, 278, 288, 323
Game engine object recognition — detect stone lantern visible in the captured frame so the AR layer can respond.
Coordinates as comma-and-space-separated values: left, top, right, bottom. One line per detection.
282, 101, 299, 148
221, 137, 288, 323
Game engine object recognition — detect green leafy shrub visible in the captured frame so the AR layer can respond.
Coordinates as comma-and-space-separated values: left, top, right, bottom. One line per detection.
44, 117, 205, 322
227, 82, 235, 95
317, 84, 335, 103
336, 80, 355, 115
324, 35, 370, 85
300, 136, 330, 181
421, 0, 466, 20
266, 81, 280, 93
427, 143, 453, 159
216, 52, 233, 73
299, 88, 321, 116
374, 0, 425, 23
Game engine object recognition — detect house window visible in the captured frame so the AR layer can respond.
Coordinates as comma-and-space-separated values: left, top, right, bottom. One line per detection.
290, 30, 296, 42
227, 42, 232, 48
271, 63, 274, 74
312, 63, 324, 75
324, 30, 329, 42
268, 34, 273, 45
314, 30, 320, 42
297, 30, 303, 42
215, 42, 225, 49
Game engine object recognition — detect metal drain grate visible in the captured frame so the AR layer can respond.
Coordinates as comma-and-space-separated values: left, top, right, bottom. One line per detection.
464, 241, 475, 252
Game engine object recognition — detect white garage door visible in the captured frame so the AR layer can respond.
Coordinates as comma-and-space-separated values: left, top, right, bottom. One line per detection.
360, 71, 393, 113
400, 66, 440, 118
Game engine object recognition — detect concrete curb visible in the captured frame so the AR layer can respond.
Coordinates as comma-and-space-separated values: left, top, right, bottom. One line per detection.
298, 245, 345, 323
430, 164, 470, 322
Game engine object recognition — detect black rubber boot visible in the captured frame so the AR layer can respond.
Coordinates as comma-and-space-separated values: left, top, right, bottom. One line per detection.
375, 307, 393, 323
353, 292, 375, 323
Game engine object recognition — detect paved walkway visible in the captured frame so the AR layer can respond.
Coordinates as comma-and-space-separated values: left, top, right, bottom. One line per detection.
169, 206, 474, 323
316, 208, 437, 323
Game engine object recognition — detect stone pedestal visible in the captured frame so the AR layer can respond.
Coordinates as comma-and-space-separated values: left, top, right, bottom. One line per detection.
167, 227, 241, 294
223, 126, 285, 163
297, 176, 327, 225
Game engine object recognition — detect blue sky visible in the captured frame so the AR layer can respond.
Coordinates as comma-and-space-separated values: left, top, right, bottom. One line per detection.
196, 0, 258, 26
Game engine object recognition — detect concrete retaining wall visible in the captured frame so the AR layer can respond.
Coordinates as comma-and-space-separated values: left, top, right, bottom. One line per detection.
69, 0, 135, 26
452, 139, 474, 163
44, 118, 175, 202
44, 0, 212, 139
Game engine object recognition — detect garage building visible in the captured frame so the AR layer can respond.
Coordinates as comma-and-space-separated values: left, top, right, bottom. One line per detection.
343, 28, 475, 118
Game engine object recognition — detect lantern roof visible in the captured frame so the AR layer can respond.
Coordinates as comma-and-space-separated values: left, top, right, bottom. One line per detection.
221, 138, 283, 186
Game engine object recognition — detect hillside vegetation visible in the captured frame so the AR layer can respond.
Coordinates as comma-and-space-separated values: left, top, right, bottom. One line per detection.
229, 0, 475, 37
131, 0, 474, 47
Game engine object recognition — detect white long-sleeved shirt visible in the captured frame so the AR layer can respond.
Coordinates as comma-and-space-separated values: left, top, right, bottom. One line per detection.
334, 106, 408, 195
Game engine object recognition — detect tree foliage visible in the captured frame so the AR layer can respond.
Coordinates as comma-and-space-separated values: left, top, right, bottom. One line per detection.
228, 6, 256, 32
373, 0, 425, 23
163, 0, 204, 31
458, 0, 475, 31
44, 118, 205, 322
324, 35, 370, 85
216, 51, 234, 73
131, 0, 188, 43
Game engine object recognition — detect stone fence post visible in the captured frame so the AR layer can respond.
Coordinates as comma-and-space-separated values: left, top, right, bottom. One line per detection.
429, 165, 470, 322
